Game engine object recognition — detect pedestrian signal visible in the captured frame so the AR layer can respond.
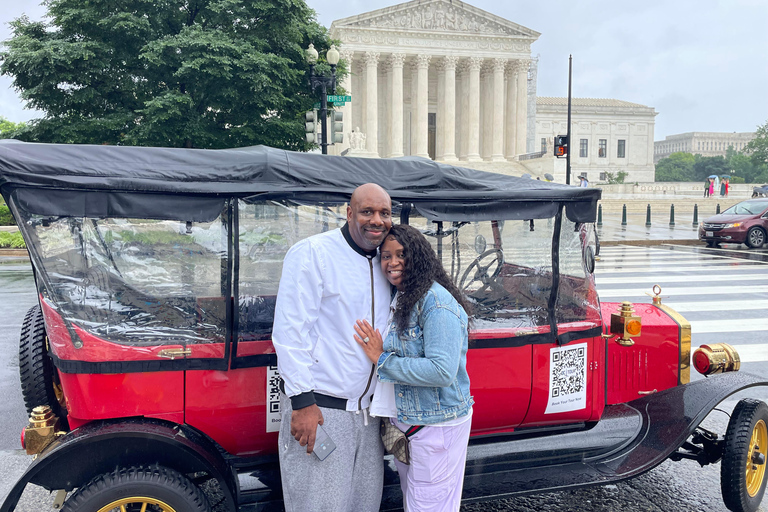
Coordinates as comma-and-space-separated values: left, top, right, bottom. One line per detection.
305, 110, 317, 144
554, 135, 568, 158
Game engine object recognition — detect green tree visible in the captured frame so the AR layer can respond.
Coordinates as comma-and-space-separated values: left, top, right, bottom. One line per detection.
745, 120, 768, 167
1, 0, 336, 149
654, 152, 695, 181
0, 117, 25, 139
693, 155, 729, 182
604, 170, 628, 184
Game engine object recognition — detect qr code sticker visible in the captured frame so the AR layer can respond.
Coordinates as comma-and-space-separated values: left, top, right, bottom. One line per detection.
545, 343, 587, 414
266, 366, 282, 432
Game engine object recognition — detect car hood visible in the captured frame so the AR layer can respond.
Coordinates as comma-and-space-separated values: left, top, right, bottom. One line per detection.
702, 214, 755, 223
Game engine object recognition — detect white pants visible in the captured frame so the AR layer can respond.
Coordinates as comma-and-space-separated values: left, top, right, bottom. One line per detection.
392, 414, 472, 512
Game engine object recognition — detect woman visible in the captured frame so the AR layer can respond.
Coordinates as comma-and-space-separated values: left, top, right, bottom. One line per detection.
354, 224, 473, 512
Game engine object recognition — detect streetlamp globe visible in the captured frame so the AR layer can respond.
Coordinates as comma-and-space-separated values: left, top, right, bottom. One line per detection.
306, 44, 318, 64
326, 45, 340, 66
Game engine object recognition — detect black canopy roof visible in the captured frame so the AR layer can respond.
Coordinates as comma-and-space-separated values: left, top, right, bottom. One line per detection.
0, 141, 600, 222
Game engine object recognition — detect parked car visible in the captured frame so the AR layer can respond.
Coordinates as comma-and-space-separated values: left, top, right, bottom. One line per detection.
699, 198, 768, 248
752, 185, 768, 198
0, 141, 766, 512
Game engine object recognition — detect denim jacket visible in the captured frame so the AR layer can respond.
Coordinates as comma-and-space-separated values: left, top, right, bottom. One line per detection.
376, 282, 473, 425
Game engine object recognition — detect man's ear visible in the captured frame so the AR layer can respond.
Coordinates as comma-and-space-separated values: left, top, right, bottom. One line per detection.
347, 204, 352, 222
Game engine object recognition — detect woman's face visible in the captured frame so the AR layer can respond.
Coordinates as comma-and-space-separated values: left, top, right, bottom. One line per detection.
380, 237, 406, 291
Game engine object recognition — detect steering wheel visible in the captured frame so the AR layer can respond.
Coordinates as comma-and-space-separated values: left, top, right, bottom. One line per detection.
459, 248, 504, 293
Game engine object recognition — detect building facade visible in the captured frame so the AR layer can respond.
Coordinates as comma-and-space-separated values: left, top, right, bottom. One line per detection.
329, 0, 539, 161
535, 98, 658, 183
654, 132, 755, 163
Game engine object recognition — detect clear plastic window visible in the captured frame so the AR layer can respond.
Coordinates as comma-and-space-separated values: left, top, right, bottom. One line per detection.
22, 210, 228, 347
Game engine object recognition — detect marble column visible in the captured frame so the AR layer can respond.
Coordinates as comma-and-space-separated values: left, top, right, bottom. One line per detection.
466, 56, 483, 162
516, 59, 529, 157
338, 49, 354, 154
388, 53, 406, 158
364, 51, 380, 157
458, 62, 469, 161
436, 61, 445, 160
504, 62, 518, 158
413, 54, 431, 159
481, 67, 492, 160
491, 58, 506, 161
440, 56, 459, 162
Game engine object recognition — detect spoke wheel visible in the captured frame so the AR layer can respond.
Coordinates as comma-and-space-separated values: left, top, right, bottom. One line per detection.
96, 497, 176, 512
61, 466, 210, 512
18, 304, 68, 425
722, 399, 768, 512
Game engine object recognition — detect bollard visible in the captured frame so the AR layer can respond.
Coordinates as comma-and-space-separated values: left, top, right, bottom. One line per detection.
716, 203, 720, 214
645, 204, 652, 227
692, 204, 699, 227
669, 204, 675, 227
597, 204, 603, 227
621, 204, 627, 226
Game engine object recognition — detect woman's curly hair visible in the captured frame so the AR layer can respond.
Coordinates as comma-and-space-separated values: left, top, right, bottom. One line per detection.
384, 224, 472, 335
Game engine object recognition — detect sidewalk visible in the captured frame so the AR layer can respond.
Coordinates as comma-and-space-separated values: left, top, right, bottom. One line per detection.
596, 212, 701, 246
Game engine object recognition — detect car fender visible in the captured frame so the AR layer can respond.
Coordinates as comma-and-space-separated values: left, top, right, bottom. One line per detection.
0, 418, 237, 512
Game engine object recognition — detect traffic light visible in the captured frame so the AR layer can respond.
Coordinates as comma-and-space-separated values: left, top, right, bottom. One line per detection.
330, 110, 343, 144
554, 135, 568, 158
305, 110, 317, 144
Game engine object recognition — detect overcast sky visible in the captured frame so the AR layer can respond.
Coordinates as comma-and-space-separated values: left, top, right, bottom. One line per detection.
1, 0, 766, 140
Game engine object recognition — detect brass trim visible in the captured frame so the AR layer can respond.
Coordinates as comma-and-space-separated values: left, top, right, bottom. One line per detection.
654, 303, 691, 385
158, 348, 192, 360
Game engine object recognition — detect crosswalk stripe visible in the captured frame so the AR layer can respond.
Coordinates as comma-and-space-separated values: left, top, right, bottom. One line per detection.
643, 300, 768, 313
718, 344, 768, 363
596, 273, 768, 284
598, 285, 767, 298
596, 264, 766, 274
596, 258, 766, 267
690, 318, 768, 333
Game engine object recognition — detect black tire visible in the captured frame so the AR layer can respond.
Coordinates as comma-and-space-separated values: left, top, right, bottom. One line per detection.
18, 304, 67, 422
721, 399, 768, 512
746, 227, 766, 249
707, 240, 721, 248
61, 465, 211, 512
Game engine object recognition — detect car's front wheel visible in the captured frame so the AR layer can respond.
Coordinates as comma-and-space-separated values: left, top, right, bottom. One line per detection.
60, 465, 211, 512
721, 399, 768, 512
707, 240, 721, 248
746, 227, 766, 249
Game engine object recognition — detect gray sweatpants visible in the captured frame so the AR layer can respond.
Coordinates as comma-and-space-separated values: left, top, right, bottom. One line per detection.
278, 393, 384, 512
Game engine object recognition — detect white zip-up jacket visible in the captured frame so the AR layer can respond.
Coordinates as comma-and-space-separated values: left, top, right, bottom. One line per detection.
272, 225, 391, 411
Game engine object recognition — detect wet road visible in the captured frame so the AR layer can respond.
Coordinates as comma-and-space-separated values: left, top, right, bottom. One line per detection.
2, 244, 768, 511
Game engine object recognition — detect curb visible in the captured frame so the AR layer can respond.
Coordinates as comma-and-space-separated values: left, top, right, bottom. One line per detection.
0, 249, 29, 257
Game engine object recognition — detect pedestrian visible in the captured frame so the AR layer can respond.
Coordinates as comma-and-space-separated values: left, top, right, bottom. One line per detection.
579, 176, 589, 188
704, 178, 710, 197
354, 224, 474, 512
725, 178, 729, 197
272, 183, 393, 512
720, 178, 727, 197
708, 179, 714, 197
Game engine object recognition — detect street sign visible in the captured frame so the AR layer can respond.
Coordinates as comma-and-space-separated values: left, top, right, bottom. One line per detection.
327, 95, 351, 103
313, 102, 321, 109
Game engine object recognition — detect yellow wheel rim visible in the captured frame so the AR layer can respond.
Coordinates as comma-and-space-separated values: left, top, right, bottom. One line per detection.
746, 419, 768, 497
96, 497, 177, 512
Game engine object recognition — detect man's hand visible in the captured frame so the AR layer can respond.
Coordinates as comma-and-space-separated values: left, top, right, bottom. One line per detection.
291, 404, 324, 454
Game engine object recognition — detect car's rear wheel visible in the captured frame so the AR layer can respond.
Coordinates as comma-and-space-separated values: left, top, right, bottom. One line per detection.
721, 399, 768, 512
18, 304, 67, 423
60, 465, 211, 512
746, 227, 766, 249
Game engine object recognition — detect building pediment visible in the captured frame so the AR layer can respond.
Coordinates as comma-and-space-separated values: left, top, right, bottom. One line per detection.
331, 0, 540, 40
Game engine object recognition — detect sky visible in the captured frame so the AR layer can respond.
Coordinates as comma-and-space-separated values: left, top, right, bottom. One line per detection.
1, 0, 766, 141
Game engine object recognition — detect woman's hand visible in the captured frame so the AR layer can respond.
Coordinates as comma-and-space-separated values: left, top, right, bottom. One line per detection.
354, 320, 384, 364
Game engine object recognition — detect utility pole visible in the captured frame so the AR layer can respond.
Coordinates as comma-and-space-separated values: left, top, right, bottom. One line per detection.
566, 55, 572, 185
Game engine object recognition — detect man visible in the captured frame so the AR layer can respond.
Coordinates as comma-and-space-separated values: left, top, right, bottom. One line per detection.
272, 183, 393, 512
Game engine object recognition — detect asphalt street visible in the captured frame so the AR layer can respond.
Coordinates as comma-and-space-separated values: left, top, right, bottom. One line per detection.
1, 241, 768, 511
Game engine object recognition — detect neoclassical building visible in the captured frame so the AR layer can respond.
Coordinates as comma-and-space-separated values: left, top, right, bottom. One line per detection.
535, 98, 658, 183
329, 0, 539, 161
654, 132, 756, 163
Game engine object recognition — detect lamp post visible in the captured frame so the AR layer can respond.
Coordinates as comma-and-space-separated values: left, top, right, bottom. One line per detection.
306, 44, 339, 155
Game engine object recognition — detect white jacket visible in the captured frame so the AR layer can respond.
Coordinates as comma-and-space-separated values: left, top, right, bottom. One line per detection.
272, 227, 391, 411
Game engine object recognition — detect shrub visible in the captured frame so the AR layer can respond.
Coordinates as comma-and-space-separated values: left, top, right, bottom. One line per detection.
0, 231, 26, 248
0, 204, 16, 226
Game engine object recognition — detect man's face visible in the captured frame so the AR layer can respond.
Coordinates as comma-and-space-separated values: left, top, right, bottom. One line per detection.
347, 187, 392, 251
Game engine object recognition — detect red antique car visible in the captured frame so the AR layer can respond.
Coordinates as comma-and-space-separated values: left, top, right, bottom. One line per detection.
0, 141, 765, 512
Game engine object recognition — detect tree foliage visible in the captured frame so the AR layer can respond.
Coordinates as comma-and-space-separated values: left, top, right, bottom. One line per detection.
0, 117, 26, 139
655, 152, 695, 182
745, 120, 768, 167
1, 0, 337, 149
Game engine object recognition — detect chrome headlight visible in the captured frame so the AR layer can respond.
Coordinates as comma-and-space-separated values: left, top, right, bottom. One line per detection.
723, 222, 742, 228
